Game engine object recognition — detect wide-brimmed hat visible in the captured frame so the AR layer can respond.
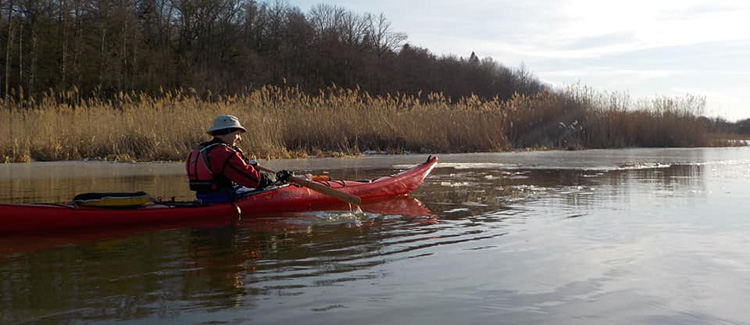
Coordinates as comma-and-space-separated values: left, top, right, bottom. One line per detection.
206, 114, 247, 135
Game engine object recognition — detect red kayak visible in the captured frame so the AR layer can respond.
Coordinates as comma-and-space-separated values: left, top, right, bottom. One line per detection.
0, 156, 438, 233
0, 196, 435, 257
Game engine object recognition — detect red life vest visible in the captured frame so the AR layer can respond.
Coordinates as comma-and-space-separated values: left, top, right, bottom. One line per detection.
185, 143, 224, 192
186, 140, 266, 192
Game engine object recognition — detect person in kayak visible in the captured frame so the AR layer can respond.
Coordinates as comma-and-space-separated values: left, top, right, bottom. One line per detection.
186, 114, 292, 204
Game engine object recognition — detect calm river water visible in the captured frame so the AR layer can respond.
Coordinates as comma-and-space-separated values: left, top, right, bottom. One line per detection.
1, 148, 750, 324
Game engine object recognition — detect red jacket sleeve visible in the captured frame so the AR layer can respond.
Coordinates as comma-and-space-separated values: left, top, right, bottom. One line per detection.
210, 146, 265, 188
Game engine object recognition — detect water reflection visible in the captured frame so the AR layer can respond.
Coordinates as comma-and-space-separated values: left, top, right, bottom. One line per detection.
418, 163, 706, 219
0, 197, 439, 323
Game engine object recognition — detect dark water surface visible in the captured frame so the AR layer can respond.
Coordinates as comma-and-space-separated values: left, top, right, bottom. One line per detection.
1, 148, 750, 324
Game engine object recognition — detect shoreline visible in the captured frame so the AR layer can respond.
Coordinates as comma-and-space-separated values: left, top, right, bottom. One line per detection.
3, 145, 749, 166
2, 87, 743, 164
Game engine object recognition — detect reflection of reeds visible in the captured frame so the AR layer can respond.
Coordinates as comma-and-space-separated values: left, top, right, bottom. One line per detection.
0, 85, 715, 162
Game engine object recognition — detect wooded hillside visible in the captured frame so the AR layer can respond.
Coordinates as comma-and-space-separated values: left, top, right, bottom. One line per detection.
0, 0, 543, 100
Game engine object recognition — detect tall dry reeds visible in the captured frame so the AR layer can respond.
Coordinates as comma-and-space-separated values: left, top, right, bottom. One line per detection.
566, 88, 711, 148
0, 85, 715, 163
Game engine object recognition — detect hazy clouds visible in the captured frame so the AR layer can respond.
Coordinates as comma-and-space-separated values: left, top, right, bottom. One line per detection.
290, 0, 750, 120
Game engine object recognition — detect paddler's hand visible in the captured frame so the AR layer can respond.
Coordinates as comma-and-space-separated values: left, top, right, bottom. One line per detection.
258, 174, 273, 188
276, 170, 293, 183
245, 159, 258, 166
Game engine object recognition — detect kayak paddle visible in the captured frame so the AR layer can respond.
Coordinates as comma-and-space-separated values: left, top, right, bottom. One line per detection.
256, 166, 362, 206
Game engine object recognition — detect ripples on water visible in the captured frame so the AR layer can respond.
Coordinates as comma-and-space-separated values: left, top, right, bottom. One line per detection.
2, 148, 750, 324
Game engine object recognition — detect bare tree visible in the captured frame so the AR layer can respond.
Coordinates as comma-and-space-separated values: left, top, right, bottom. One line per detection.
4, 0, 14, 97
366, 13, 405, 58
308, 3, 342, 36
336, 9, 367, 46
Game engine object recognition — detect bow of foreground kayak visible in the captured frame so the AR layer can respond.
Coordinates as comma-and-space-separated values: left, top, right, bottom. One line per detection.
0, 156, 438, 234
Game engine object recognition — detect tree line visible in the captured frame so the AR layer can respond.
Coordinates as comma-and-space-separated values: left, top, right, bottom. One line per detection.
0, 0, 544, 101
701, 117, 750, 135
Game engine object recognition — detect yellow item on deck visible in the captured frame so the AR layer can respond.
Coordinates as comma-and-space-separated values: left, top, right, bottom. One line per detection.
72, 192, 153, 208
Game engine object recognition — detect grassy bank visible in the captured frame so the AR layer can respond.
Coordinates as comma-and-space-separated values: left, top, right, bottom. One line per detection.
0, 86, 723, 163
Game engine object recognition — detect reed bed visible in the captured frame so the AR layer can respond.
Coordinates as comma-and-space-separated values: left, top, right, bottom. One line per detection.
0, 85, 717, 163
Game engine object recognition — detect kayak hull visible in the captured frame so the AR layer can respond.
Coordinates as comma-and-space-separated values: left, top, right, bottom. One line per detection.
0, 157, 438, 233
0, 196, 435, 257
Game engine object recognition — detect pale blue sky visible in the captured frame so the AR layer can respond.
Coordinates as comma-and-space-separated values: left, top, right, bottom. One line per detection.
288, 0, 750, 121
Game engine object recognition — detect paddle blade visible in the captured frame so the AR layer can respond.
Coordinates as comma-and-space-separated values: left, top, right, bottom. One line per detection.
287, 176, 362, 206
